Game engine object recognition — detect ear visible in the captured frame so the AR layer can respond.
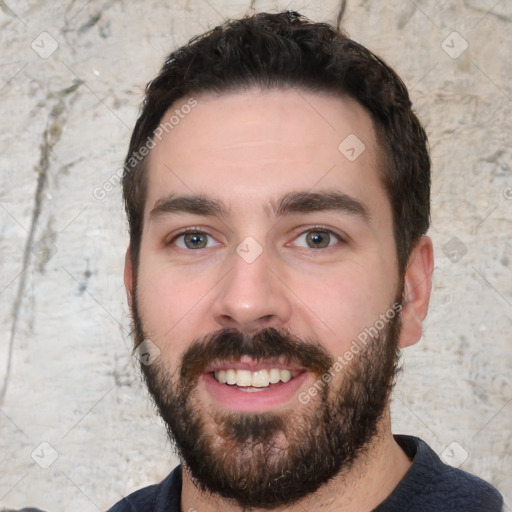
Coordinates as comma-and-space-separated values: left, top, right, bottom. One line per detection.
124, 246, 134, 309
399, 235, 434, 348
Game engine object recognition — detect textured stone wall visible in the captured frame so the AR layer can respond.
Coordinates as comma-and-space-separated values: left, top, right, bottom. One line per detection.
0, 1, 510, 510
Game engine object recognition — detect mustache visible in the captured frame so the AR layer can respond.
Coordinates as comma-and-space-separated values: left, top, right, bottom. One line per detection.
179, 327, 334, 382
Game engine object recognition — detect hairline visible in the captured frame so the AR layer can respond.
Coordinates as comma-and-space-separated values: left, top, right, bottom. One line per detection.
127, 85, 402, 276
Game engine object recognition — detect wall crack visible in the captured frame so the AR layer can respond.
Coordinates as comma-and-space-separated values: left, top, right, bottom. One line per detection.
0, 80, 81, 406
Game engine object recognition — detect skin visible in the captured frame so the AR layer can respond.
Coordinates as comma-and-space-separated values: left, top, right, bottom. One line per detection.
124, 89, 434, 511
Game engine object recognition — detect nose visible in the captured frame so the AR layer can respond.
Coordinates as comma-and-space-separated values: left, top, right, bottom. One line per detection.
211, 245, 292, 334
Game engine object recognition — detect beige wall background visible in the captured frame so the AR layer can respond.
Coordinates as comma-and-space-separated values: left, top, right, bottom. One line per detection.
0, 0, 511, 510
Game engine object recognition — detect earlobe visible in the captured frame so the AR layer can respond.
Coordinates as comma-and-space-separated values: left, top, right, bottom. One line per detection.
124, 246, 134, 309
398, 236, 434, 349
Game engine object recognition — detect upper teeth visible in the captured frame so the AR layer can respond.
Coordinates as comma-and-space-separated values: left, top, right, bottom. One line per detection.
214, 369, 293, 387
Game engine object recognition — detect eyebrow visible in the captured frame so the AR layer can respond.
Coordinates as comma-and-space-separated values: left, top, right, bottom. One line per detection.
150, 194, 229, 219
270, 191, 369, 221
149, 190, 369, 222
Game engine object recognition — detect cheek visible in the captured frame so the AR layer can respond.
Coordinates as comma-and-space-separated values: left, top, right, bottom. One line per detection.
289, 259, 397, 348
135, 257, 213, 358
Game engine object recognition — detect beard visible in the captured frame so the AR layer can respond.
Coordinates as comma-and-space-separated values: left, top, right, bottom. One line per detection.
132, 299, 402, 509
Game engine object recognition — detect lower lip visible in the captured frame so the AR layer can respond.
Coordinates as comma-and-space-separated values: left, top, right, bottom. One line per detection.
201, 371, 311, 412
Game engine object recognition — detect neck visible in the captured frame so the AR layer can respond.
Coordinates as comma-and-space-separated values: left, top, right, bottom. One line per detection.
181, 412, 411, 512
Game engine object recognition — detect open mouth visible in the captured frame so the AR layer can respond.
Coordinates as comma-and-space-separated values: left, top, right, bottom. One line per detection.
202, 360, 310, 411
212, 368, 302, 392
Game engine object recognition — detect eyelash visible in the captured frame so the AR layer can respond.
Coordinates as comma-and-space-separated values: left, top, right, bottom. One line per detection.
166, 226, 344, 249
166, 227, 213, 245
290, 226, 343, 248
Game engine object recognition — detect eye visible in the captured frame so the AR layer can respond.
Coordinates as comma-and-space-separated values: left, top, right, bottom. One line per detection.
173, 231, 217, 250
293, 229, 341, 249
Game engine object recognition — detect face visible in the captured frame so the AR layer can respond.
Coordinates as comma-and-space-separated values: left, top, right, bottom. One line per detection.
127, 89, 405, 508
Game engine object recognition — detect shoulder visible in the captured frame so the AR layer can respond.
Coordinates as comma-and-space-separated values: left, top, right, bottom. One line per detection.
107, 465, 182, 512
375, 435, 504, 512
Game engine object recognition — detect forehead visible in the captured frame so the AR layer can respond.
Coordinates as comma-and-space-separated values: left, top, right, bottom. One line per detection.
144, 88, 390, 224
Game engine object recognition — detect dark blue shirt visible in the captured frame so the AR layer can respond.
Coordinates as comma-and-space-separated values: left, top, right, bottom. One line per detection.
108, 435, 504, 511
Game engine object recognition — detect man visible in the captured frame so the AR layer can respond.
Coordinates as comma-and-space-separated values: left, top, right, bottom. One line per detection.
109, 11, 504, 512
